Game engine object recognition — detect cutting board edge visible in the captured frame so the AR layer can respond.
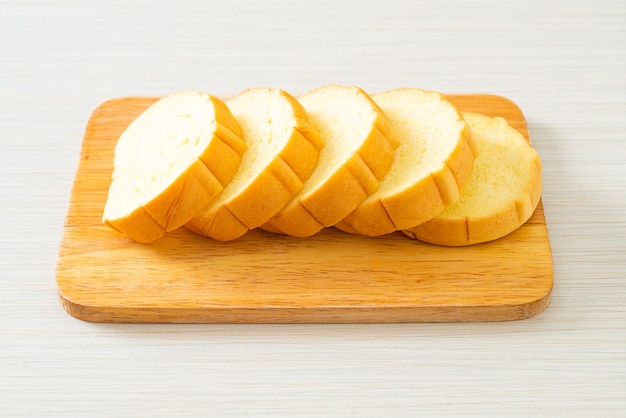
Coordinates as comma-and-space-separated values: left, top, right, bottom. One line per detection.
57, 285, 552, 324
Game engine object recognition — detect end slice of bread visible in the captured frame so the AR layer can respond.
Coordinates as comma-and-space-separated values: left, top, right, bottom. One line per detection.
335, 88, 478, 236
260, 85, 398, 237
186, 88, 324, 241
102, 90, 247, 243
403, 111, 542, 246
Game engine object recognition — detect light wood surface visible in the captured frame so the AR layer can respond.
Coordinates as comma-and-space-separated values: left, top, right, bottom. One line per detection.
2, 0, 625, 416
57, 94, 552, 323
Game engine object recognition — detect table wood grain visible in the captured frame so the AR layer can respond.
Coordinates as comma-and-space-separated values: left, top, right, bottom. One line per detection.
1, 0, 625, 416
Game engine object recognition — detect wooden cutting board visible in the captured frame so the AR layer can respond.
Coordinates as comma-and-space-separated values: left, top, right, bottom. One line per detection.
56, 94, 553, 323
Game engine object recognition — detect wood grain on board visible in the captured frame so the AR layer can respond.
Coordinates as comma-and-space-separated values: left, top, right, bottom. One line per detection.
56, 94, 553, 323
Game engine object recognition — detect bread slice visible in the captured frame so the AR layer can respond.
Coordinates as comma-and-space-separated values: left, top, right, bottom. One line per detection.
186, 88, 324, 241
102, 90, 247, 243
260, 85, 398, 237
335, 88, 478, 236
403, 111, 542, 246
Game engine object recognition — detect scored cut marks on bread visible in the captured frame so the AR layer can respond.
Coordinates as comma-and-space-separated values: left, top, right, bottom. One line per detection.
260, 84, 399, 237
186, 88, 324, 241
335, 88, 478, 236
403, 111, 542, 246
102, 90, 247, 243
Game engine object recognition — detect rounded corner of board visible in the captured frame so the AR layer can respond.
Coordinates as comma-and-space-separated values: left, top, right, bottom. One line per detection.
57, 290, 103, 323
512, 287, 553, 321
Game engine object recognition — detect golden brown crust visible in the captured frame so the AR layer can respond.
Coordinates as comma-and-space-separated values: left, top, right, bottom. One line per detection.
281, 93, 326, 179
259, 132, 384, 236
201, 101, 247, 187
300, 151, 380, 225
103, 206, 165, 244
260, 201, 325, 237
142, 158, 223, 232
185, 204, 249, 242
337, 173, 446, 236
357, 91, 399, 179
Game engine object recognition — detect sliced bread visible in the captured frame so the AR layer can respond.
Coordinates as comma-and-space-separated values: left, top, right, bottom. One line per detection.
260, 85, 398, 237
335, 88, 478, 236
102, 90, 247, 243
403, 111, 542, 246
186, 88, 324, 241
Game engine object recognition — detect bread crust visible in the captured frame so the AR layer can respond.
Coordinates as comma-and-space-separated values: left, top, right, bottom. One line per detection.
103, 205, 165, 244
260, 85, 397, 237
404, 112, 542, 246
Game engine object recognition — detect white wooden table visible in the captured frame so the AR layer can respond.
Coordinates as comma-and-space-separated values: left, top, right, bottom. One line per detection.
1, 0, 625, 415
